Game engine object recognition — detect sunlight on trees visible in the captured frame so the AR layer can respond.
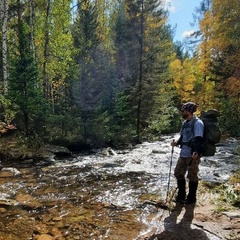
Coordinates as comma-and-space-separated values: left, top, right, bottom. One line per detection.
0, 0, 239, 146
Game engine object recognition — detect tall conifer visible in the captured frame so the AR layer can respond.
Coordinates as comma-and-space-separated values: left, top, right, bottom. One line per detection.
9, 5, 43, 137
113, 0, 175, 141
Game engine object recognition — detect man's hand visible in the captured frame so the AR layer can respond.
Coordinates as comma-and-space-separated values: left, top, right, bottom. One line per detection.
192, 152, 199, 159
171, 140, 176, 147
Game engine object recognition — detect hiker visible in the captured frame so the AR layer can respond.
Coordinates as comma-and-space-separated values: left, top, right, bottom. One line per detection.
171, 102, 204, 205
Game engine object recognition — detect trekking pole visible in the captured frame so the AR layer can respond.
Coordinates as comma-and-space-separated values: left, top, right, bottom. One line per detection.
166, 139, 175, 203
146, 139, 175, 211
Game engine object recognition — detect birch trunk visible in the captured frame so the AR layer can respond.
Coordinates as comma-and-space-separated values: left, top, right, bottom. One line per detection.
0, 0, 9, 95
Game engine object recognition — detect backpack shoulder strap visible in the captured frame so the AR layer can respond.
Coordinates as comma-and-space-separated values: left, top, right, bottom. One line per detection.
191, 118, 198, 135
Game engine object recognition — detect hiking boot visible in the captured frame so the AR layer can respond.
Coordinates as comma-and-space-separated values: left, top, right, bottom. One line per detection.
175, 179, 186, 204
186, 181, 198, 205
185, 196, 196, 205
175, 197, 186, 204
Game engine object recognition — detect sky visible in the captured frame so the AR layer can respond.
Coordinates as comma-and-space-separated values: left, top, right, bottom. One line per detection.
165, 0, 202, 42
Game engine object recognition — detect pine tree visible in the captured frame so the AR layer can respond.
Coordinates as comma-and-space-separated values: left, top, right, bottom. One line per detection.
9, 6, 43, 137
72, 0, 102, 143
113, 0, 175, 141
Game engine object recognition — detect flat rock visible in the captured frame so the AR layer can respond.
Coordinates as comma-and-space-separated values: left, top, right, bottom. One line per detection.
222, 211, 240, 218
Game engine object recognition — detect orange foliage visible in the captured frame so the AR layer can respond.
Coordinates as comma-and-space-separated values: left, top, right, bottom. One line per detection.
0, 122, 16, 135
226, 77, 240, 97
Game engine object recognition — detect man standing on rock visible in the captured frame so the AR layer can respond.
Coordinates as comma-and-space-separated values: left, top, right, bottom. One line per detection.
171, 102, 204, 205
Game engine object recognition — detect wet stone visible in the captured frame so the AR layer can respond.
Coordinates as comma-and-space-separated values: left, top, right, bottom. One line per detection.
0, 217, 35, 240
0, 208, 7, 213
0, 167, 22, 177
37, 234, 53, 240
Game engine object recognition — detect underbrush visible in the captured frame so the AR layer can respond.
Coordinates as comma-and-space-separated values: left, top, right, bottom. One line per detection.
210, 169, 240, 213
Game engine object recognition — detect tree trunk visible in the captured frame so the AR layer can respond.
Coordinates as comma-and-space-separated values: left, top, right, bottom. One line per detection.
43, 0, 51, 100
29, 0, 36, 58
0, 0, 9, 95
136, 0, 144, 143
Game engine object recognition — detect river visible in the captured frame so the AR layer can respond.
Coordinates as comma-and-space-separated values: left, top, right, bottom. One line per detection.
0, 135, 239, 240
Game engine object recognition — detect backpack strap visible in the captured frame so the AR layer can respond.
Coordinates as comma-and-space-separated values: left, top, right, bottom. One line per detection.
180, 118, 198, 147
191, 118, 198, 136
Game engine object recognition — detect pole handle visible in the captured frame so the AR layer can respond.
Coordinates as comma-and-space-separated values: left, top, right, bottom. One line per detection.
171, 139, 175, 154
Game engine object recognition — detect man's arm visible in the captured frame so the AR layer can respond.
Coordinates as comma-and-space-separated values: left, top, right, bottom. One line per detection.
192, 119, 204, 155
192, 136, 204, 155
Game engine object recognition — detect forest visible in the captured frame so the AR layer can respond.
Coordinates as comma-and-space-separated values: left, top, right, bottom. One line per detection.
0, 0, 239, 150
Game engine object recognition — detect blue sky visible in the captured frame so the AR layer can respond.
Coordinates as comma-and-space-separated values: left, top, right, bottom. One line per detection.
165, 0, 202, 42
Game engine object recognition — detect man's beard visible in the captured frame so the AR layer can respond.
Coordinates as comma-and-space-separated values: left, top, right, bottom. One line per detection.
182, 113, 188, 119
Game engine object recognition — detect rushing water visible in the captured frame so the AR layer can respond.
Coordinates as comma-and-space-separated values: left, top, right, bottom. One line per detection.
0, 135, 239, 240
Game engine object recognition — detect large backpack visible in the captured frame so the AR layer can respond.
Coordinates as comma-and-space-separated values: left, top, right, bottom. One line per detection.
194, 109, 222, 156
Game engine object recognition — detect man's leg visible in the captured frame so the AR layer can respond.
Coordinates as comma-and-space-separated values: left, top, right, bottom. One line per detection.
174, 157, 190, 203
186, 181, 198, 204
186, 157, 200, 204
176, 179, 186, 203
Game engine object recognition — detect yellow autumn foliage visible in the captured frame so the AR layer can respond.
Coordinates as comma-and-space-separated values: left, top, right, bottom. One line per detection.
170, 58, 197, 102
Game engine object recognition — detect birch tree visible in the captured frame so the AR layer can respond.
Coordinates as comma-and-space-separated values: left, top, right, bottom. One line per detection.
0, 0, 9, 95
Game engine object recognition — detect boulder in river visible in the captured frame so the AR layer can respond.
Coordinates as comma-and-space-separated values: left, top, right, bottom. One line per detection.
43, 145, 72, 158
0, 167, 22, 177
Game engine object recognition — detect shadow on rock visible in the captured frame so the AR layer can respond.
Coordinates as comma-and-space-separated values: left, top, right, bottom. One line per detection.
148, 203, 210, 240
